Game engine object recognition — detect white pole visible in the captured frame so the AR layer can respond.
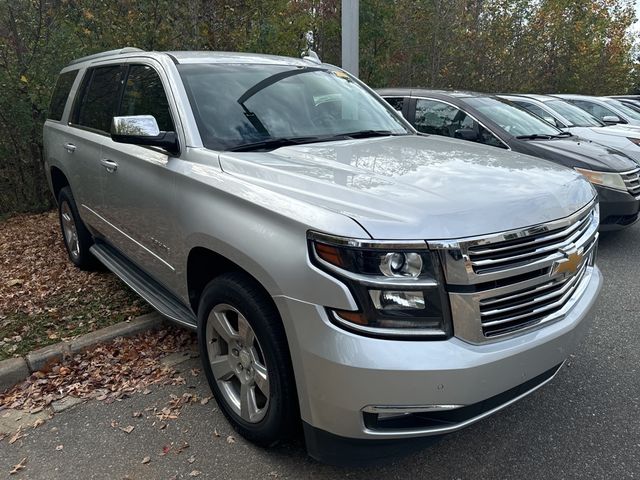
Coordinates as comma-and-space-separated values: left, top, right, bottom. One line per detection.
341, 0, 359, 77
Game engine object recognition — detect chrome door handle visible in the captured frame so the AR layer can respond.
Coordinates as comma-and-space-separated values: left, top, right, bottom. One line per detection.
100, 158, 118, 173
64, 143, 76, 153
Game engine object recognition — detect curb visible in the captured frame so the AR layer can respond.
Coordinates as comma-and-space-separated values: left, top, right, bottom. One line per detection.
0, 312, 167, 394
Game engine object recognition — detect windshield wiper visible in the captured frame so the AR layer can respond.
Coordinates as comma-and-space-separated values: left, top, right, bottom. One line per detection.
228, 136, 329, 152
515, 134, 554, 140
339, 129, 406, 139
516, 131, 573, 140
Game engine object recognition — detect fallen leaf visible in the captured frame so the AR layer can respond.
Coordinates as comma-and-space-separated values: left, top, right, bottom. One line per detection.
189, 471, 201, 477
141, 456, 150, 464
226, 435, 236, 444
200, 396, 211, 405
32, 418, 45, 428
9, 430, 26, 445
132, 411, 142, 418
9, 457, 27, 475
188, 454, 196, 464
119, 425, 135, 434
55, 444, 63, 451
213, 428, 220, 437
6, 279, 23, 287
159, 445, 171, 456
175, 441, 189, 454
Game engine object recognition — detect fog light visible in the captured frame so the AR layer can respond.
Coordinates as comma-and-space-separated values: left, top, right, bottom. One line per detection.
369, 290, 425, 310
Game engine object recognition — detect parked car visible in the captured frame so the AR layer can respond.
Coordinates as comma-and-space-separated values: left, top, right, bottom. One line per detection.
500, 93, 640, 162
554, 94, 640, 129
378, 89, 640, 230
45, 49, 602, 464
608, 95, 640, 112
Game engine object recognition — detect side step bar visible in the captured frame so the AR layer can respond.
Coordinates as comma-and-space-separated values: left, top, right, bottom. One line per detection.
90, 242, 197, 330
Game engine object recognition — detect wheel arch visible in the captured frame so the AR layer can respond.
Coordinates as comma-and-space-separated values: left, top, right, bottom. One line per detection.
50, 166, 70, 203
185, 244, 281, 319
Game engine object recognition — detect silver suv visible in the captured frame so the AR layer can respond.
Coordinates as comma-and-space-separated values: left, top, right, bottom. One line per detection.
44, 48, 602, 464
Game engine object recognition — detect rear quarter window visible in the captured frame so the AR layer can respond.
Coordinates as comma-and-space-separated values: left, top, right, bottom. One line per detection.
48, 70, 78, 121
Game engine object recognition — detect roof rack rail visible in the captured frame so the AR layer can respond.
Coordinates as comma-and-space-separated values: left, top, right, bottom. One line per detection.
68, 47, 145, 66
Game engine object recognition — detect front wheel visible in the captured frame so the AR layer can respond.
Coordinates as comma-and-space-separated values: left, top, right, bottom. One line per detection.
197, 272, 298, 446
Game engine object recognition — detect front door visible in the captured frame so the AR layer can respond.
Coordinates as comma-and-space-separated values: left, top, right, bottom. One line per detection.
99, 62, 181, 292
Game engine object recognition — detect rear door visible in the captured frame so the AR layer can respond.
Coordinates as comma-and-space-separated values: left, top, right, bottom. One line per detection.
67, 64, 126, 228
44, 69, 80, 196
99, 61, 181, 291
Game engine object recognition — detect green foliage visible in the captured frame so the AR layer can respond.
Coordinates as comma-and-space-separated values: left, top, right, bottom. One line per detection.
0, 0, 638, 214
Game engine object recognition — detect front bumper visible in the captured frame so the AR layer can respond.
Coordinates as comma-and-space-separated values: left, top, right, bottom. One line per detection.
274, 266, 601, 452
596, 185, 640, 230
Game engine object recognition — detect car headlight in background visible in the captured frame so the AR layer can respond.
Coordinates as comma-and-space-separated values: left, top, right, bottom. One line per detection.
308, 231, 452, 339
574, 168, 627, 192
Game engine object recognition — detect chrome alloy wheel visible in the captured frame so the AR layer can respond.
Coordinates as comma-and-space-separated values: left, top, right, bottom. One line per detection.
206, 303, 270, 423
60, 201, 80, 260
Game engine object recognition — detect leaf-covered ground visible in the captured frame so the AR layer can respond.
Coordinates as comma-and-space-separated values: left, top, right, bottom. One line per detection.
0, 211, 150, 360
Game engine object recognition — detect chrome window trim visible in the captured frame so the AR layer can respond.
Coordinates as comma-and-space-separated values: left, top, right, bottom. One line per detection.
411, 96, 512, 150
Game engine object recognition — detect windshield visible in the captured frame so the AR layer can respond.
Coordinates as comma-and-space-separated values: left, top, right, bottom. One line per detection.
604, 99, 640, 121
464, 97, 561, 137
178, 64, 410, 150
546, 100, 604, 127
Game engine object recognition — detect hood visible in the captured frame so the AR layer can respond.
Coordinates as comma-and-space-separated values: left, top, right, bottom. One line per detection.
525, 136, 637, 172
567, 127, 640, 163
218, 135, 595, 240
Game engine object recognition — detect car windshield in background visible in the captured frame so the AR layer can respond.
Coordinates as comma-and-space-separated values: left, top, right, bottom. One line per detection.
465, 97, 562, 138
604, 99, 640, 121
178, 64, 410, 151
545, 100, 603, 128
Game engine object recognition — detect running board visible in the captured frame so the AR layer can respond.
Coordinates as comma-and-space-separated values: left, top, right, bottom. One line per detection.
90, 242, 197, 330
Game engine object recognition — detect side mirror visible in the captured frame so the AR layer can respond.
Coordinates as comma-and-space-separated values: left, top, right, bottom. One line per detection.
454, 128, 479, 141
602, 115, 622, 125
111, 115, 179, 155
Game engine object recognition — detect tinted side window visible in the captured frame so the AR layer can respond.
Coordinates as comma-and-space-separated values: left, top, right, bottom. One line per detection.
414, 99, 505, 148
414, 99, 459, 135
384, 97, 404, 113
120, 65, 174, 131
74, 66, 125, 133
515, 101, 563, 128
48, 70, 78, 121
570, 100, 616, 121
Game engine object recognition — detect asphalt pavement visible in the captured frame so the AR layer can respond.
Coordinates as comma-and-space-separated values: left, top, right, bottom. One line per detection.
2, 223, 639, 479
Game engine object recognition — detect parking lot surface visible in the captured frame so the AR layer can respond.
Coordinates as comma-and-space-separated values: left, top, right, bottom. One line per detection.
2, 224, 639, 479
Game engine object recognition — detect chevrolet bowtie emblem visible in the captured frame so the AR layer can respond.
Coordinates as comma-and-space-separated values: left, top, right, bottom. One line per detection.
551, 248, 584, 277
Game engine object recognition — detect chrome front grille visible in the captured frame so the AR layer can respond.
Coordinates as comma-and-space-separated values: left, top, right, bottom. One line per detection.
467, 206, 593, 275
622, 168, 640, 196
430, 200, 599, 343
479, 259, 589, 337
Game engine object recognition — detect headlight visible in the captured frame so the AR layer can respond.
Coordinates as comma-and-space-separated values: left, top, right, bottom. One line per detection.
308, 231, 451, 339
574, 168, 627, 192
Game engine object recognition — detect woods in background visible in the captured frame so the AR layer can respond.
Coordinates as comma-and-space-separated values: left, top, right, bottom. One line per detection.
1, 0, 638, 215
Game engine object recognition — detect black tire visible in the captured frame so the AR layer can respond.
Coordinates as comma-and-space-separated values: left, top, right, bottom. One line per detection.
197, 271, 299, 446
57, 186, 99, 270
